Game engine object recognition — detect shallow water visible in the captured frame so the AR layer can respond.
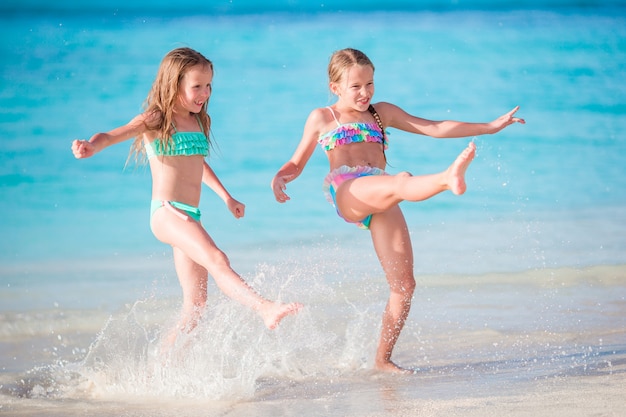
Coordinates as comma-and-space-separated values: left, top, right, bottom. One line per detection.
1, 264, 625, 416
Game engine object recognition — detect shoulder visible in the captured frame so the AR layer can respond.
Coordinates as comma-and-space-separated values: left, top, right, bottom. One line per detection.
138, 110, 163, 128
370, 101, 400, 118
135, 111, 164, 139
307, 107, 331, 124
370, 102, 411, 127
303, 107, 332, 135
123, 111, 155, 130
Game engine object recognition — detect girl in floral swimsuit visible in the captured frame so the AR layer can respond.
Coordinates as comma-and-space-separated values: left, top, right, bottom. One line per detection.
72, 47, 302, 352
271, 48, 524, 373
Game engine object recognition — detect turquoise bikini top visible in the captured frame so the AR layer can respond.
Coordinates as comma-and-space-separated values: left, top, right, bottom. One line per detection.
317, 107, 387, 152
145, 117, 209, 159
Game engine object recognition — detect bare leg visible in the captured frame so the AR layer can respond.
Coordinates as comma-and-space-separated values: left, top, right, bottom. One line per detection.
161, 247, 209, 349
151, 210, 302, 333
172, 247, 208, 329
369, 206, 416, 373
335, 142, 476, 223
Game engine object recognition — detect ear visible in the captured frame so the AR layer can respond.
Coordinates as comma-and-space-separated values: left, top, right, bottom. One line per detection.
329, 82, 339, 96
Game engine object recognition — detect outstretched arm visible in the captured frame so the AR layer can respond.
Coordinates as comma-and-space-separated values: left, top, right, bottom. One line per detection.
381, 103, 525, 139
202, 161, 245, 219
271, 109, 322, 203
71, 113, 148, 159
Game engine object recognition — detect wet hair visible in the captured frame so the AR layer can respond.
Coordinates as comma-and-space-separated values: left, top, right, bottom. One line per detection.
129, 47, 213, 163
327, 48, 375, 86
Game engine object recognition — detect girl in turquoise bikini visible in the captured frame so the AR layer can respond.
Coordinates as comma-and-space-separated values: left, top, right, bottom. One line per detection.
271, 48, 524, 373
72, 47, 302, 349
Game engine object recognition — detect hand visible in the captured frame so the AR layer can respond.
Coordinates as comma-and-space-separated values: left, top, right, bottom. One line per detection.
226, 197, 245, 219
71, 139, 96, 159
490, 106, 525, 133
271, 174, 293, 203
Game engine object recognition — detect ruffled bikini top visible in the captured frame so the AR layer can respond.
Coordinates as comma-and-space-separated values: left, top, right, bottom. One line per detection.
317, 106, 387, 152
145, 116, 209, 159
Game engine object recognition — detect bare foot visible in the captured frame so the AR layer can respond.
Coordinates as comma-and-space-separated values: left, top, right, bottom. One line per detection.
447, 142, 476, 195
260, 302, 303, 329
374, 359, 415, 374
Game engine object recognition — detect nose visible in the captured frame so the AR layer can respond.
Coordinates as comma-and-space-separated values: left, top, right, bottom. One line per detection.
204, 86, 212, 98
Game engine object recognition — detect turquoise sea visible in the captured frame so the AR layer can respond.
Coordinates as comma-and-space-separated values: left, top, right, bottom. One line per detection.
1, 1, 625, 416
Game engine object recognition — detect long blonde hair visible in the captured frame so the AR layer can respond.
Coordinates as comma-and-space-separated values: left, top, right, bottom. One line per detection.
129, 47, 213, 163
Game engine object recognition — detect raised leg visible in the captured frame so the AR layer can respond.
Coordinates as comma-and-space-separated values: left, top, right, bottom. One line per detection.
150, 210, 302, 333
335, 142, 476, 223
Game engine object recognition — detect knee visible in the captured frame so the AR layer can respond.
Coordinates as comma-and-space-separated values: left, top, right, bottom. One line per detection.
402, 277, 416, 297
212, 249, 231, 267
395, 171, 413, 185
204, 248, 232, 275
392, 276, 416, 299
393, 171, 414, 193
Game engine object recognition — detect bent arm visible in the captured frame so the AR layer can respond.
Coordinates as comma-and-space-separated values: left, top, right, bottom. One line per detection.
271, 110, 321, 202
202, 161, 232, 201
381, 103, 525, 138
72, 113, 148, 158
202, 161, 245, 218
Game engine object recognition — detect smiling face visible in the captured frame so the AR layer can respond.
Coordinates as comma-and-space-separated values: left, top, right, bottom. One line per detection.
331, 64, 375, 111
177, 63, 213, 114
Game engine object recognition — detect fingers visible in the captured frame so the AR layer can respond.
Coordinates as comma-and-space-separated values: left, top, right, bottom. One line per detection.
227, 200, 245, 219
497, 106, 525, 127
274, 190, 290, 203
274, 189, 290, 203
508, 106, 525, 124
271, 177, 291, 203
508, 105, 520, 116
71, 139, 86, 158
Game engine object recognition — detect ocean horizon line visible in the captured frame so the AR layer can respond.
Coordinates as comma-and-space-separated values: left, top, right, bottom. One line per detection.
2, 0, 625, 16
